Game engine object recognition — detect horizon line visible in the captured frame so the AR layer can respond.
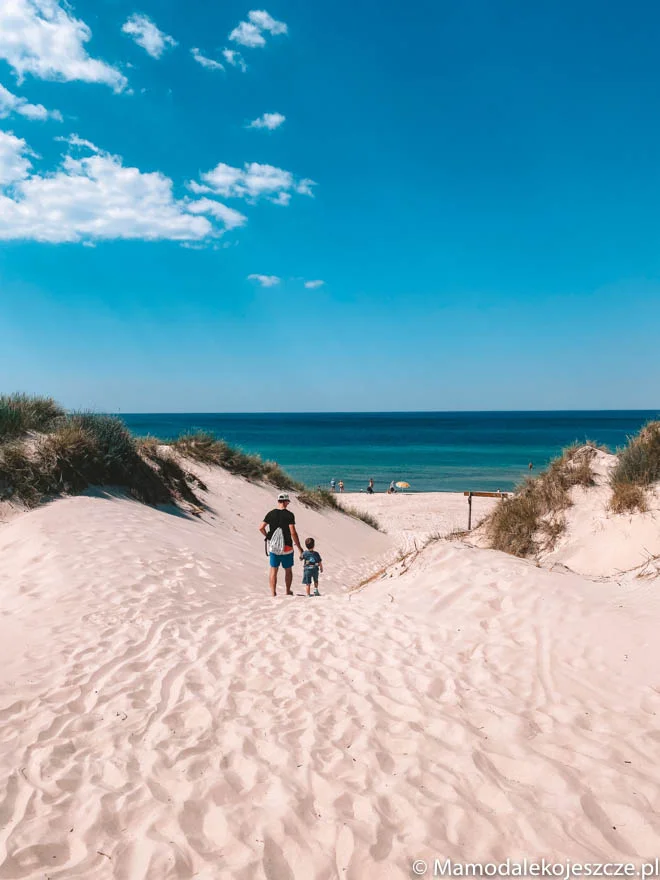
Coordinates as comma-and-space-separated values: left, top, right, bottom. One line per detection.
110, 408, 660, 416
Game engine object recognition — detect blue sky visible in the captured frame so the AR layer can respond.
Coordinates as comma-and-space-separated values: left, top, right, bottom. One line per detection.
1, 0, 659, 412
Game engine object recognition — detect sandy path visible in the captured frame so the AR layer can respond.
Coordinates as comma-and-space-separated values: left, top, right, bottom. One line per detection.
339, 491, 500, 550
1, 471, 660, 878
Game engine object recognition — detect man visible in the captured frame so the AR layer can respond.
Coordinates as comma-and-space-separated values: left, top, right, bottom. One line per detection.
259, 493, 303, 597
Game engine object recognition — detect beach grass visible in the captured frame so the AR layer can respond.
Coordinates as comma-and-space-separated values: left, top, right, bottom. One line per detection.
172, 431, 302, 490
341, 504, 381, 531
1, 413, 189, 508
485, 444, 597, 557
609, 482, 649, 514
609, 421, 660, 513
0, 393, 65, 441
296, 488, 381, 530
170, 432, 381, 526
296, 488, 338, 510
0, 397, 379, 528
0, 440, 48, 506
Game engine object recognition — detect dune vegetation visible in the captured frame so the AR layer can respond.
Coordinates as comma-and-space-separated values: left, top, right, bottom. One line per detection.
485, 444, 598, 557
486, 421, 660, 557
609, 421, 660, 513
0, 399, 203, 508
0, 394, 380, 530
170, 431, 300, 490
0, 393, 64, 439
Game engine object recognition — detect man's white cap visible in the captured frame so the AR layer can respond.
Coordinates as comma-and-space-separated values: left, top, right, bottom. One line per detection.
278, 493, 291, 502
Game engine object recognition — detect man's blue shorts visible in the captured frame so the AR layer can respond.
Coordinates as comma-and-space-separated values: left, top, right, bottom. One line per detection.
269, 551, 294, 569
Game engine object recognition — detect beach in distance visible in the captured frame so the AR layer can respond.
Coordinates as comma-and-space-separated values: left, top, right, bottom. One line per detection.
121, 410, 658, 492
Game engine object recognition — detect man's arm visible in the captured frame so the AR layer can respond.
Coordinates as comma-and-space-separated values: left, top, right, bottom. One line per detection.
259, 521, 268, 537
290, 524, 303, 553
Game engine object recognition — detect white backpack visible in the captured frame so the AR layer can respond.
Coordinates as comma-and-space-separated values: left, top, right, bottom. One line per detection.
268, 526, 285, 555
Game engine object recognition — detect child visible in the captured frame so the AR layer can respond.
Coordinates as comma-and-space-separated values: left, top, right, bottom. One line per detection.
300, 537, 323, 597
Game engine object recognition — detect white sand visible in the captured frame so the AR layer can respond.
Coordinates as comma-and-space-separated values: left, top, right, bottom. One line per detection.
338, 491, 501, 550
540, 450, 660, 578
1, 465, 660, 878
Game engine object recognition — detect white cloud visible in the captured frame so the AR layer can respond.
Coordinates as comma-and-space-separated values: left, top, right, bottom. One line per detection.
191, 48, 224, 71
0, 130, 33, 185
122, 14, 177, 59
0, 0, 127, 92
248, 112, 285, 130
296, 178, 315, 196
0, 83, 62, 121
187, 180, 211, 196
248, 274, 280, 287
56, 133, 99, 152
248, 10, 287, 35
199, 161, 315, 205
229, 9, 287, 48
198, 163, 243, 196
0, 124, 316, 244
0, 130, 245, 243
222, 49, 247, 72
305, 280, 324, 289
229, 21, 265, 48
270, 191, 290, 206
185, 198, 246, 230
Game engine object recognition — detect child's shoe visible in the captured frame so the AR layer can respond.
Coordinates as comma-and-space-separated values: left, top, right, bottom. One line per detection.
313, 588, 321, 597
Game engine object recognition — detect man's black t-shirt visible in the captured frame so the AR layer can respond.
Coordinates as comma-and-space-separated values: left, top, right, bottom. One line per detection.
264, 508, 295, 549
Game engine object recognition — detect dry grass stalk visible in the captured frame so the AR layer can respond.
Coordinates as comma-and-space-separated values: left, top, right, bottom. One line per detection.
485, 444, 597, 558
609, 421, 660, 514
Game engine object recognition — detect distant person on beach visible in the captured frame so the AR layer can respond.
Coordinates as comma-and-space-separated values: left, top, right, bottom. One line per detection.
367, 478, 374, 494
259, 493, 303, 597
300, 537, 323, 597
339, 480, 344, 493
330, 478, 336, 492
388, 480, 396, 494
528, 461, 534, 471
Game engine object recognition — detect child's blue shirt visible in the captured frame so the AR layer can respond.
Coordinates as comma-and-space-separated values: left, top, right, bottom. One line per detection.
302, 550, 322, 571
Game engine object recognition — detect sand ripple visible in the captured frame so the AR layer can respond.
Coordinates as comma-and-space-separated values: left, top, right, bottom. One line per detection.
1, 475, 659, 878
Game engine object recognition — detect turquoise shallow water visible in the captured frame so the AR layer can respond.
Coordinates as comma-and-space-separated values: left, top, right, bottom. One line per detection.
120, 411, 658, 493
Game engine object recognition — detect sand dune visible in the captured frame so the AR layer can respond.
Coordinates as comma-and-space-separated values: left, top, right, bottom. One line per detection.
539, 450, 660, 578
1, 465, 660, 878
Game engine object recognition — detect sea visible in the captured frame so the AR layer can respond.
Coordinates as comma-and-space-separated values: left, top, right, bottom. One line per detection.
120, 411, 657, 494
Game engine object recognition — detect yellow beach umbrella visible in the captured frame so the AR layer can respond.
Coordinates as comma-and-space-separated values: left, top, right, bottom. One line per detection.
395, 481, 410, 488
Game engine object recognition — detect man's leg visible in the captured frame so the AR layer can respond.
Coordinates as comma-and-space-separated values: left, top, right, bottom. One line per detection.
279, 552, 294, 595
269, 559, 278, 596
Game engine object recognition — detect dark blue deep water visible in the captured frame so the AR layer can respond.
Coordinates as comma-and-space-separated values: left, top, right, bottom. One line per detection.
120, 411, 658, 493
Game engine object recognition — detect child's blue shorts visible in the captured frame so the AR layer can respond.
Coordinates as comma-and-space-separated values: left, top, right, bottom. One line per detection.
302, 568, 319, 585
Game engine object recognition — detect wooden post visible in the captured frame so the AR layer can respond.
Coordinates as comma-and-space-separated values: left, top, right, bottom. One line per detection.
463, 490, 509, 531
